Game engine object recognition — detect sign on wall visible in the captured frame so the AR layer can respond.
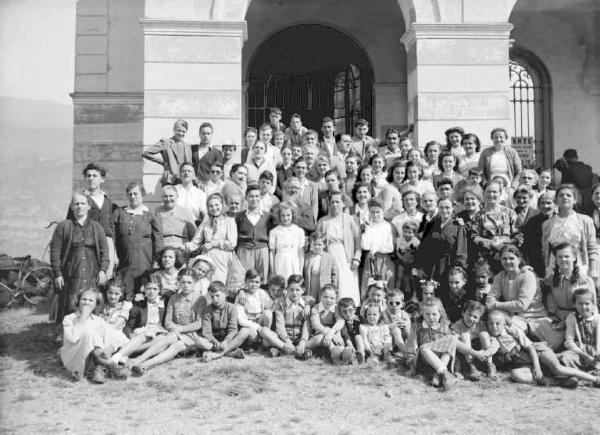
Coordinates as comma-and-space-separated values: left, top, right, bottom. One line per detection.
512, 136, 535, 168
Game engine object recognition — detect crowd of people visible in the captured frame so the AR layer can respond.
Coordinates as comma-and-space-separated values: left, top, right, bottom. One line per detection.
50, 108, 600, 391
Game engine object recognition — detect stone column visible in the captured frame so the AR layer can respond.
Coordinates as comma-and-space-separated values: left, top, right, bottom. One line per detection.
140, 16, 246, 202
400, 23, 513, 148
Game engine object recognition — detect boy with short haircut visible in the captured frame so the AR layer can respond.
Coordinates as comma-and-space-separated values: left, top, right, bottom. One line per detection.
201, 281, 248, 362
436, 177, 455, 202
235, 269, 274, 347
452, 300, 488, 380
351, 119, 378, 158
331, 297, 365, 364
319, 117, 337, 158
562, 287, 600, 372
303, 231, 339, 301
221, 140, 238, 181
269, 107, 285, 134
259, 171, 280, 214
382, 289, 411, 351
285, 113, 308, 147
261, 274, 311, 358
395, 220, 420, 297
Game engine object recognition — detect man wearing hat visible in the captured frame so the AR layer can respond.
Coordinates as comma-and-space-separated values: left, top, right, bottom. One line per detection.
554, 148, 595, 211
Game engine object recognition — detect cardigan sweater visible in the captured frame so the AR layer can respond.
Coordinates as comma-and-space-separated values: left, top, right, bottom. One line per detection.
235, 211, 272, 249
478, 145, 523, 189
123, 300, 166, 338
317, 213, 362, 264
50, 218, 110, 278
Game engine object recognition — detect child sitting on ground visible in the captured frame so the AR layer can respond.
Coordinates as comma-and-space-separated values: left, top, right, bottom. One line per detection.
360, 279, 387, 318
360, 303, 396, 368
129, 269, 211, 376
305, 285, 344, 359
189, 255, 215, 297
151, 247, 184, 302
303, 231, 339, 301
482, 309, 600, 387
451, 300, 488, 381
201, 281, 250, 362
331, 297, 365, 365
110, 279, 166, 365
382, 289, 411, 352
405, 297, 459, 391
99, 277, 132, 337
260, 274, 311, 359
235, 269, 274, 349
60, 288, 128, 383
561, 287, 600, 373
442, 266, 471, 323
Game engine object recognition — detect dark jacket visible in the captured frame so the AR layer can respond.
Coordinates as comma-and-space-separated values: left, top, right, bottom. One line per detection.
124, 300, 167, 338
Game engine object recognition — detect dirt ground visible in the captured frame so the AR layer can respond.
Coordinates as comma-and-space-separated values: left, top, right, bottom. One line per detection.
1, 307, 600, 435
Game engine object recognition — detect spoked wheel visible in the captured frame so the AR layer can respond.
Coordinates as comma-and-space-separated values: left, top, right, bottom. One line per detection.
0, 281, 15, 309
17, 266, 54, 306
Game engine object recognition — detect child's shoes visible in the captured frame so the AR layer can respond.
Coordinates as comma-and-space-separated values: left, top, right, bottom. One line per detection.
465, 364, 482, 382
341, 347, 354, 365
91, 365, 106, 384
430, 374, 441, 388
355, 351, 365, 364
229, 348, 246, 359
441, 372, 458, 391
554, 376, 578, 389
269, 348, 281, 358
131, 365, 146, 377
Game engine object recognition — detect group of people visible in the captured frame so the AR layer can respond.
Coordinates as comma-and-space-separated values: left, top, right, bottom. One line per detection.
50, 108, 600, 391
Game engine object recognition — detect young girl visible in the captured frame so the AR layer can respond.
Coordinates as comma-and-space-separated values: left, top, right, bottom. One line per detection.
269, 201, 305, 282
204, 162, 226, 197
406, 297, 459, 391
59, 288, 128, 383
188, 255, 215, 297
402, 161, 434, 197
442, 266, 471, 323
99, 277, 132, 337
360, 303, 395, 367
422, 141, 442, 181
305, 285, 344, 359
360, 280, 387, 317
382, 290, 411, 352
185, 193, 238, 284
471, 259, 493, 307
151, 247, 184, 302
110, 279, 167, 365
129, 269, 211, 375
536, 169, 553, 194
357, 164, 378, 197
303, 231, 338, 301
361, 198, 395, 299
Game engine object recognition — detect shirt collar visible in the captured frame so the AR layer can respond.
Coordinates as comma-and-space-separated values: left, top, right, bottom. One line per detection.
246, 207, 263, 217
286, 296, 305, 307
421, 320, 441, 330
125, 205, 149, 215
318, 302, 336, 314
83, 189, 106, 198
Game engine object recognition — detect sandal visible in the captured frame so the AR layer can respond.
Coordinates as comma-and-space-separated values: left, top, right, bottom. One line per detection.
131, 365, 146, 377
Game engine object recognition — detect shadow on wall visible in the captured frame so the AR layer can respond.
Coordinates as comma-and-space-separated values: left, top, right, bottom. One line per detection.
0, 97, 72, 258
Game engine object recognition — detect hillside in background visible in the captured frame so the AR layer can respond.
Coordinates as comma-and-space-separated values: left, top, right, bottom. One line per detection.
0, 97, 72, 258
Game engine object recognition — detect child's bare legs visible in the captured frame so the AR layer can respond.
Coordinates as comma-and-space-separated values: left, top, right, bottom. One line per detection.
203, 328, 251, 361
479, 332, 497, 379
111, 335, 152, 363
456, 338, 482, 380
420, 348, 455, 390
510, 367, 537, 384
390, 327, 406, 353
354, 336, 366, 363
539, 350, 599, 384
129, 334, 177, 366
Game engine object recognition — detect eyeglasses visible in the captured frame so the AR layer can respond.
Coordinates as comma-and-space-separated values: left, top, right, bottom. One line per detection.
388, 301, 403, 306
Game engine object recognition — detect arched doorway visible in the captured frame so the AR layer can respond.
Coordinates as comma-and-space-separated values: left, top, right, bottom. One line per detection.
246, 24, 374, 134
509, 46, 553, 169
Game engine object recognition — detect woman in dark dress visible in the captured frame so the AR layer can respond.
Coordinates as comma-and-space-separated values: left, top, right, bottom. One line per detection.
113, 182, 164, 299
51, 193, 110, 324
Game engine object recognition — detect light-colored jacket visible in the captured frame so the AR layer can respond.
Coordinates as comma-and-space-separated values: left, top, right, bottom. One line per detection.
478, 145, 523, 189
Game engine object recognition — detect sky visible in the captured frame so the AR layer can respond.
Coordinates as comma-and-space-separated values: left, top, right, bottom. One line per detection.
0, 0, 76, 257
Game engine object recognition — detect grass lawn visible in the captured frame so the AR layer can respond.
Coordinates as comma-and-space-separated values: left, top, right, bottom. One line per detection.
1, 306, 599, 434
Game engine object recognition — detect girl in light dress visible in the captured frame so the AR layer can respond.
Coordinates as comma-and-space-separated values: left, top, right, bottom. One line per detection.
189, 254, 215, 297
360, 303, 396, 367
98, 277, 131, 341
150, 246, 184, 302
184, 193, 238, 284
269, 201, 306, 282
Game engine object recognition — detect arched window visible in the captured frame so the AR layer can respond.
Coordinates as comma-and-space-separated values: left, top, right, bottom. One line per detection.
509, 48, 553, 169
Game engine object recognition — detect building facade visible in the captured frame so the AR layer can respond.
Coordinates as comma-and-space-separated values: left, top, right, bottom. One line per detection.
72, 0, 600, 204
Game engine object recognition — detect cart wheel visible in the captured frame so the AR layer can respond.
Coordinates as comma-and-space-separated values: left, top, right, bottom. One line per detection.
19, 266, 55, 306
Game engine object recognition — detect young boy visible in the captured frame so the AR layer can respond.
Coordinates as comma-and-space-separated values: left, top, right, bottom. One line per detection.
452, 300, 488, 381
382, 289, 411, 352
268, 107, 285, 134
303, 231, 338, 301
285, 113, 307, 147
562, 287, 600, 373
331, 297, 365, 364
442, 266, 471, 323
260, 274, 311, 359
201, 281, 249, 362
351, 119, 378, 158
259, 171, 280, 214
235, 269, 274, 348
221, 140, 238, 181
395, 221, 420, 297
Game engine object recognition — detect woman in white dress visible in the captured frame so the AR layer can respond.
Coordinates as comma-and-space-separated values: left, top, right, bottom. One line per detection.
317, 192, 362, 305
